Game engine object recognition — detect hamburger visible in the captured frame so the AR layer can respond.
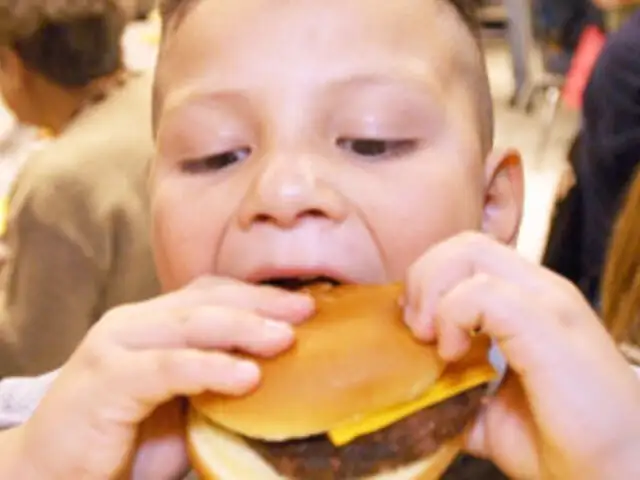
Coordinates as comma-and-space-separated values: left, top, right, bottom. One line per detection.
187, 282, 496, 479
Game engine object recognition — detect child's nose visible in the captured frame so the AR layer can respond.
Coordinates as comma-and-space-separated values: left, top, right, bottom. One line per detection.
237, 153, 348, 229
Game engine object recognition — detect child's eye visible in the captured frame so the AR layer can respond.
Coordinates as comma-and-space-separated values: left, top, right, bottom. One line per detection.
180, 147, 251, 174
336, 138, 416, 158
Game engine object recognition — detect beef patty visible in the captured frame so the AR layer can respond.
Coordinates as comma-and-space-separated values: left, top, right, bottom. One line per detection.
247, 385, 486, 479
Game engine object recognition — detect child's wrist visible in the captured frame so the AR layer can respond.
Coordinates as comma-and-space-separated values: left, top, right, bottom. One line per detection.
0, 427, 34, 477
570, 437, 640, 480
598, 443, 640, 480
2, 425, 66, 479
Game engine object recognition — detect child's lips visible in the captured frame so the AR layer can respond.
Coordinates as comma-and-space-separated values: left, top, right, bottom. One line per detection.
246, 267, 357, 288
258, 275, 342, 291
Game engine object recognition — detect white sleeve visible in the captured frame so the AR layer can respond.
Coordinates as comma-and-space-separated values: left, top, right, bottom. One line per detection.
0, 370, 58, 430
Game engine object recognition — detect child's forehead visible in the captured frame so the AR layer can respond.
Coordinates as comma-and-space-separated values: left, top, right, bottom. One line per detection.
154, 0, 491, 149
159, 0, 479, 90
161, 0, 475, 25
161, 0, 475, 60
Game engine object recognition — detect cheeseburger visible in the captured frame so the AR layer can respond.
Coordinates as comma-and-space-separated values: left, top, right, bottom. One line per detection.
188, 283, 496, 479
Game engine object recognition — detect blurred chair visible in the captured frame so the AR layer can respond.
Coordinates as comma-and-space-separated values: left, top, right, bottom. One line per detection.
517, 0, 582, 152
518, 0, 606, 153
520, 42, 571, 153
478, 0, 536, 110
477, 0, 565, 152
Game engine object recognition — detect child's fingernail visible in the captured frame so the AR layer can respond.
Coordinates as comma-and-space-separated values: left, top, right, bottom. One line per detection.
437, 343, 450, 360
438, 339, 458, 362
280, 291, 313, 305
397, 295, 407, 309
263, 320, 294, 340
418, 322, 437, 342
234, 360, 260, 382
278, 294, 315, 319
403, 303, 416, 326
405, 305, 436, 342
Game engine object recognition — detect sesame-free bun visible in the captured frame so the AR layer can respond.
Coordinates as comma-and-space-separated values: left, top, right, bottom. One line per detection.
187, 405, 463, 480
190, 283, 449, 440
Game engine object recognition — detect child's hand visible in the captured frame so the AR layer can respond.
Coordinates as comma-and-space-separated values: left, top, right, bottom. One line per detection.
404, 232, 640, 479
15, 277, 314, 479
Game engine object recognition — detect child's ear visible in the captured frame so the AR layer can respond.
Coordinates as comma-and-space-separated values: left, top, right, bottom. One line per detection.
482, 149, 524, 246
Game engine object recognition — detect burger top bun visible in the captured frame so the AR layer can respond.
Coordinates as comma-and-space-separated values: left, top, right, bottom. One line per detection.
191, 283, 452, 441
187, 405, 463, 480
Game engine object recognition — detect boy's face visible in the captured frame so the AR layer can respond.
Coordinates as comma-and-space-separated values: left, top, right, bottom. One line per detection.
151, 0, 523, 291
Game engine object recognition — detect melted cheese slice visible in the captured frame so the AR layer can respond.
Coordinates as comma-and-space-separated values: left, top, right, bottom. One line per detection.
328, 361, 497, 446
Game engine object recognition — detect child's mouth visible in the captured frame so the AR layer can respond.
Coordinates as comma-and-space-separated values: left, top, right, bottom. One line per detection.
260, 276, 342, 291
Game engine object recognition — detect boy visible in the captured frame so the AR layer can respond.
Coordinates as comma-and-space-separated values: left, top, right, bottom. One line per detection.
1, 0, 640, 478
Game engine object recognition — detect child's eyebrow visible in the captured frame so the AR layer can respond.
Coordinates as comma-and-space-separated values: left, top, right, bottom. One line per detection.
325, 73, 445, 96
167, 72, 444, 103
159, 73, 446, 125
160, 88, 246, 119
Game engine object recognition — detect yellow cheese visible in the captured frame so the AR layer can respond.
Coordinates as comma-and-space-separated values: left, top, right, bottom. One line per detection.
328, 362, 497, 446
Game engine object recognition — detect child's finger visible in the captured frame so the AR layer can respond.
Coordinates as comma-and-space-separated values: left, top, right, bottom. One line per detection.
23, 350, 262, 478
186, 278, 316, 321
112, 306, 296, 355
141, 277, 315, 322
132, 349, 261, 404
63, 349, 261, 428
405, 232, 573, 341
432, 273, 569, 378
463, 373, 540, 478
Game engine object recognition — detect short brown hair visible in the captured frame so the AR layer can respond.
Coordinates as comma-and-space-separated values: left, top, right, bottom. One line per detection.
0, 0, 127, 87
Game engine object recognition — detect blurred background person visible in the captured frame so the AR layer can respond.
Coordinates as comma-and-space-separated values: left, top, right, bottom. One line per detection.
576, 6, 640, 307
0, 0, 159, 377
542, 5, 640, 308
535, 0, 603, 71
541, 134, 582, 286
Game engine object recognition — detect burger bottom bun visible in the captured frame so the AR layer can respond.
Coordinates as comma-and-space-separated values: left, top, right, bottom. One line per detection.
187, 406, 462, 480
